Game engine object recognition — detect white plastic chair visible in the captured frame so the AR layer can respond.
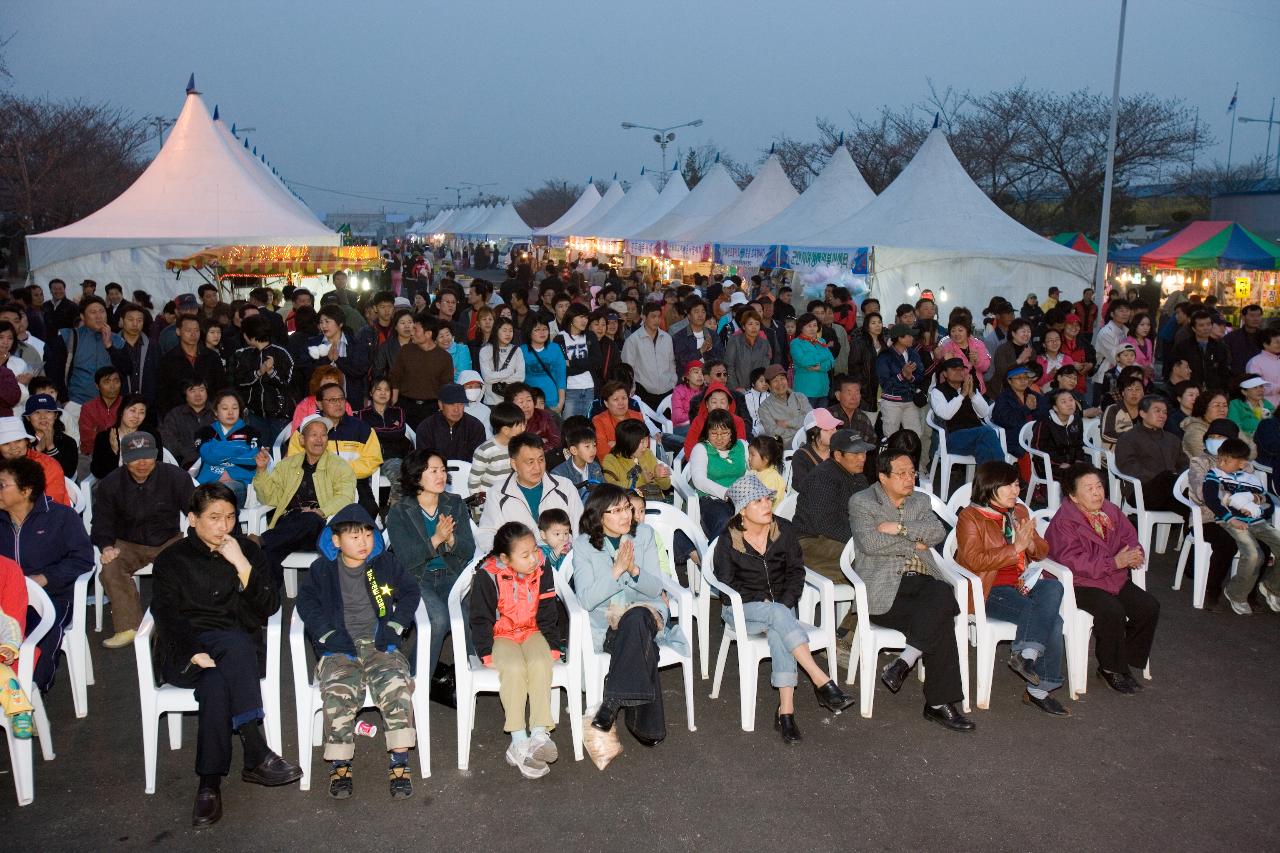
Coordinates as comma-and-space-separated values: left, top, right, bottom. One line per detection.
1082, 419, 1104, 469
701, 537, 838, 732
271, 423, 293, 462
133, 608, 283, 794
64, 476, 87, 515
1172, 470, 1213, 609
289, 601, 433, 790
161, 448, 179, 466
3, 580, 55, 806
654, 394, 674, 433
945, 482, 974, 523
773, 489, 798, 521
926, 411, 976, 500
1019, 421, 1061, 512
557, 551, 696, 731
62, 567, 96, 718
839, 538, 971, 716
446, 460, 472, 499
446, 563, 583, 770
646, 502, 717, 679
1105, 450, 1184, 557
282, 549, 319, 600
939, 520, 1081, 708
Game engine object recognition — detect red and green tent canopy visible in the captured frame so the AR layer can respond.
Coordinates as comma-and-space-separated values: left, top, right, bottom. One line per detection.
1110, 221, 1280, 270
1051, 232, 1098, 254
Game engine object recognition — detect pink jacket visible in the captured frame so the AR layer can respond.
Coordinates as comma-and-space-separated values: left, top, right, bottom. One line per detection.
672, 382, 699, 427
1044, 498, 1140, 595
935, 338, 992, 394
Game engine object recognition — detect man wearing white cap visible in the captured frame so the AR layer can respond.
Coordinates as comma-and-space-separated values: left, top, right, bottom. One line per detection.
0, 415, 70, 507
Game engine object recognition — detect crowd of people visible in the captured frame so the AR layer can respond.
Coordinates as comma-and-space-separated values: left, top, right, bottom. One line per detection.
2, 255, 1277, 828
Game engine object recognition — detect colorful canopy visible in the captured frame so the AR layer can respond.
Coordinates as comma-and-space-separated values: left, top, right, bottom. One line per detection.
166, 244, 382, 275
1051, 232, 1098, 254
1109, 221, 1280, 270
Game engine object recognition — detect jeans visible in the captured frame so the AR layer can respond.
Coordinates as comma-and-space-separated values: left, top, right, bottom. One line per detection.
661, 424, 689, 454
563, 387, 595, 421
1220, 520, 1280, 603
806, 395, 828, 410
699, 496, 735, 543
945, 425, 1006, 465
985, 579, 1065, 692
418, 564, 464, 677
723, 601, 809, 688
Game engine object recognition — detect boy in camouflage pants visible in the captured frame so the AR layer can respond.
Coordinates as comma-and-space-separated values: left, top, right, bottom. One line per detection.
296, 504, 422, 799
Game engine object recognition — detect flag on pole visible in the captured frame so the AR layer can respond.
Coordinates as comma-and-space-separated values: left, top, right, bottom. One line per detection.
1228, 84, 1238, 113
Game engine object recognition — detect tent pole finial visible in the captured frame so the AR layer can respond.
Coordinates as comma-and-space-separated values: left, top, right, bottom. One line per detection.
186, 73, 197, 94
212, 104, 219, 121
932, 112, 941, 129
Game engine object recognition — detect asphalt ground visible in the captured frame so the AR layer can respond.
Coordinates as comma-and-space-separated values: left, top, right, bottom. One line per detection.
4, 543, 1279, 852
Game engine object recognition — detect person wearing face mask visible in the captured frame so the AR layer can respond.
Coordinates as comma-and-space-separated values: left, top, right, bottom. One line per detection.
1187, 419, 1245, 611
457, 369, 493, 439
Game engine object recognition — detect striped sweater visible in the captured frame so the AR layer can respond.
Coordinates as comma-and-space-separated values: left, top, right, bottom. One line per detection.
468, 439, 512, 495
1203, 466, 1273, 524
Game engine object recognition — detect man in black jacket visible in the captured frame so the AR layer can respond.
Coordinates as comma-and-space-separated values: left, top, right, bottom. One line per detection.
92, 432, 193, 649
151, 483, 301, 827
793, 430, 873, 612
157, 314, 227, 415
1170, 309, 1231, 390
415, 382, 485, 461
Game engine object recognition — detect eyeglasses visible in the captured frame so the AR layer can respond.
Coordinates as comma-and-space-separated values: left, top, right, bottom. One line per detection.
888, 468, 917, 479
0, 481, 13, 490
604, 504, 633, 515
321, 396, 346, 403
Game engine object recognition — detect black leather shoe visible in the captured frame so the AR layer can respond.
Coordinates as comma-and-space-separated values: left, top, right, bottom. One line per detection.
922, 702, 976, 732
591, 700, 620, 732
241, 753, 303, 786
192, 787, 222, 827
1007, 653, 1040, 686
430, 662, 457, 709
774, 711, 802, 744
1022, 691, 1070, 716
814, 679, 856, 713
880, 658, 911, 694
1096, 667, 1136, 695
1122, 672, 1145, 692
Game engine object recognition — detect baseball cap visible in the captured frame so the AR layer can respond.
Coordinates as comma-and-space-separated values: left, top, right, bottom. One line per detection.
174, 293, 198, 311
729, 292, 748, 307
299, 414, 330, 435
764, 364, 787, 382
804, 408, 841, 431
831, 429, 875, 454
889, 323, 915, 340
439, 383, 467, 405
23, 393, 61, 416
1064, 313, 1081, 325
120, 431, 158, 464
682, 359, 704, 377
939, 357, 966, 371
1006, 365, 1033, 379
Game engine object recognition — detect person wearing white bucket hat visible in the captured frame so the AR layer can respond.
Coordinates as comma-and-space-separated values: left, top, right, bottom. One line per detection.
0, 415, 70, 507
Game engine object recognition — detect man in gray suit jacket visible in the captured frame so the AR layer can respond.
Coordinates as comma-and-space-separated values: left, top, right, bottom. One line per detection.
849, 448, 973, 732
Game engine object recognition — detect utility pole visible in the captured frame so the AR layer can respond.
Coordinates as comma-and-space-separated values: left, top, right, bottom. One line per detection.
1227, 83, 1239, 171
147, 116, 175, 154
1238, 98, 1279, 178
1094, 0, 1127, 299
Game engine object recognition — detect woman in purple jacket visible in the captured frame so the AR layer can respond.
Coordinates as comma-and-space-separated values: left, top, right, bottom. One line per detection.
1044, 463, 1159, 696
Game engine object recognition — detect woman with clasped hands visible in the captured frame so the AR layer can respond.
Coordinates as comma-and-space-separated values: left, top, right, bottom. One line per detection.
151, 482, 301, 828
1044, 463, 1159, 697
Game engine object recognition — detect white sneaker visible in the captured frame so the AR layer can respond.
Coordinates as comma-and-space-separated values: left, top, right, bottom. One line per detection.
527, 731, 558, 764
1225, 592, 1252, 615
504, 741, 549, 779
1258, 584, 1280, 613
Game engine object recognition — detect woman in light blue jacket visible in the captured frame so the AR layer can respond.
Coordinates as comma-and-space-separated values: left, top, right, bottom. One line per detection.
571, 483, 669, 746
436, 324, 472, 381
522, 317, 567, 413
789, 312, 835, 408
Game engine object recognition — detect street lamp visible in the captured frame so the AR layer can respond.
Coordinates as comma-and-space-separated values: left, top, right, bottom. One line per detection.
620, 119, 704, 185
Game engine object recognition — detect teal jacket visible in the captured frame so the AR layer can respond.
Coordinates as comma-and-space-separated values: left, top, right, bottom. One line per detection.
790, 337, 835, 399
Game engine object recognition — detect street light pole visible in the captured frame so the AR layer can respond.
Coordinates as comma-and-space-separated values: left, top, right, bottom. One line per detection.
1094, 0, 1127, 301
621, 119, 703, 188
1238, 98, 1279, 178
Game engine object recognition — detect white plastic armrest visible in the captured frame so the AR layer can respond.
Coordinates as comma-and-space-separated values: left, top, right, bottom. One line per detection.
937, 556, 985, 622
412, 600, 431, 674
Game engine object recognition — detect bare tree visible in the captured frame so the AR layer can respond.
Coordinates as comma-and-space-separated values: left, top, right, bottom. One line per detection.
1170, 156, 1268, 202
515, 178, 582, 228
680, 142, 750, 189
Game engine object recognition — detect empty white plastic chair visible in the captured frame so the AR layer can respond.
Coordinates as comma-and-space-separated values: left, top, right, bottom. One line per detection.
446, 562, 583, 770
133, 608, 283, 794
62, 567, 96, 718
701, 537, 838, 732
4, 580, 55, 806
1172, 470, 1213, 609
289, 601, 433, 790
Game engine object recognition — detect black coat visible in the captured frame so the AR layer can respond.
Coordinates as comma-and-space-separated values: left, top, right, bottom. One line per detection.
150, 530, 277, 679
1033, 413, 1085, 469
712, 518, 806, 609
157, 345, 227, 414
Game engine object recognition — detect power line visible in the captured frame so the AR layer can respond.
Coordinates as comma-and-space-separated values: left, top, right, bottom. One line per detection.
282, 178, 429, 206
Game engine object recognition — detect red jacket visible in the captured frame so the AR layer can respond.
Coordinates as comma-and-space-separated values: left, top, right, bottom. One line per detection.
27, 449, 70, 508
682, 380, 749, 460
468, 553, 561, 665
0, 555, 26, 648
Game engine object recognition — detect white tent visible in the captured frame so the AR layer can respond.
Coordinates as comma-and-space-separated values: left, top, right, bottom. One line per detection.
476, 202, 532, 239
571, 174, 658, 239
681, 153, 797, 244
564, 179, 625, 236
627, 162, 741, 255
535, 183, 603, 237
447, 205, 491, 235
725, 146, 875, 246
619, 169, 690, 237
430, 208, 461, 235
796, 128, 1094, 310
26, 79, 336, 301
216, 115, 320, 226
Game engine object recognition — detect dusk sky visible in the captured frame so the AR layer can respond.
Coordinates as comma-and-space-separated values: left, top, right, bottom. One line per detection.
8, 0, 1278, 218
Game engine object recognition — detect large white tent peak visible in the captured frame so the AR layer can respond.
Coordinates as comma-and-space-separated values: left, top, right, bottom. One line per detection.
628, 163, 741, 242
26, 82, 335, 299
572, 173, 658, 239
535, 183, 602, 237
798, 128, 1091, 308
622, 171, 690, 237
682, 153, 798, 244
726, 146, 875, 246
473, 202, 531, 239
566, 179, 625, 235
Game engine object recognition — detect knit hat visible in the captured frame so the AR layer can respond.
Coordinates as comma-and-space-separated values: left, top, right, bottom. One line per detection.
726, 473, 776, 515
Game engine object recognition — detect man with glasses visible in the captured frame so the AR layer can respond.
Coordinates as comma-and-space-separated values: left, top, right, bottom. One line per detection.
287, 384, 382, 519
849, 449, 973, 732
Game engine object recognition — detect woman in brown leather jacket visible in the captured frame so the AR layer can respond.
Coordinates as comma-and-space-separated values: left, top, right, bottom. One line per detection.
955, 461, 1069, 716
